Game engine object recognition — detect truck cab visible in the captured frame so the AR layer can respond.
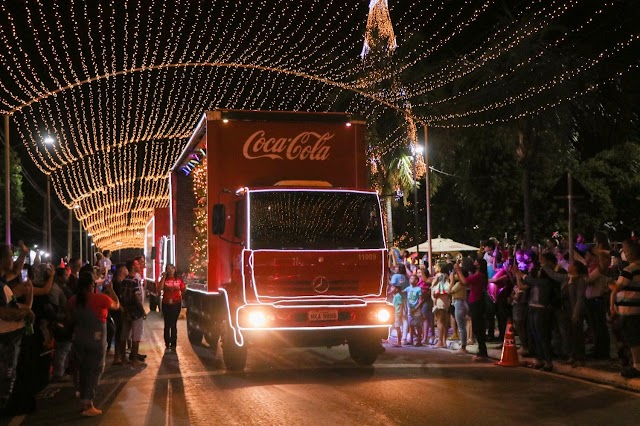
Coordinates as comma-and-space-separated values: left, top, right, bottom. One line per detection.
169, 110, 392, 370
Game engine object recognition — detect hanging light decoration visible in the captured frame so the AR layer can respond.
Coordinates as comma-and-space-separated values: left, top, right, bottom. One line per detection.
0, 0, 634, 248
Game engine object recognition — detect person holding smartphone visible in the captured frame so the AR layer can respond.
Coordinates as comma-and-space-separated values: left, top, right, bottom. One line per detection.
157, 264, 185, 351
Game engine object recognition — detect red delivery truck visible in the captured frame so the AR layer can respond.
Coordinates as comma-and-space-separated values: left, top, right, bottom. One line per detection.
169, 110, 392, 370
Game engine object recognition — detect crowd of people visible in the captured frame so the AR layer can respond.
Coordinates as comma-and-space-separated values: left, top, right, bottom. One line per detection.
0, 243, 185, 418
2, 230, 639, 418
387, 231, 640, 378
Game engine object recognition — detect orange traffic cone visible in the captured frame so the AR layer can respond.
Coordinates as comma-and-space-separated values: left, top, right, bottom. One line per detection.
496, 320, 522, 367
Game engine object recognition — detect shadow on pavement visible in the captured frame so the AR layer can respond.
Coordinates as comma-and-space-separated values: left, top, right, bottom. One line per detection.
16, 359, 147, 425
145, 351, 190, 424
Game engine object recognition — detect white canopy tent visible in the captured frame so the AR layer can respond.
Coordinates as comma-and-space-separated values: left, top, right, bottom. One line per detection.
406, 238, 479, 254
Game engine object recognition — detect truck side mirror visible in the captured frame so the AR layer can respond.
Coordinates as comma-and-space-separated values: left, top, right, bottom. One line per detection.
151, 246, 157, 260
212, 204, 226, 235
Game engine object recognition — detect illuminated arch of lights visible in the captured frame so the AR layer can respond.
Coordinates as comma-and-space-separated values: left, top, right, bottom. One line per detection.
0, 0, 634, 249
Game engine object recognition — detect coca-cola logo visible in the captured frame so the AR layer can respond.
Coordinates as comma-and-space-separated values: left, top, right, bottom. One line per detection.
242, 130, 333, 160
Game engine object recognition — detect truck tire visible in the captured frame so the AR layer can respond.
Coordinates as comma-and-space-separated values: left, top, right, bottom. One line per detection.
222, 325, 247, 371
204, 332, 220, 353
348, 337, 381, 366
187, 309, 203, 345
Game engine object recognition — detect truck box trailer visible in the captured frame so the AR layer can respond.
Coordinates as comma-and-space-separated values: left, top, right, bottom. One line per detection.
169, 110, 391, 370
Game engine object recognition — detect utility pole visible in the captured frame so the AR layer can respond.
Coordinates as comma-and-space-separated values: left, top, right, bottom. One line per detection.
67, 209, 72, 260
79, 220, 83, 264
4, 114, 10, 245
424, 124, 433, 275
412, 146, 421, 261
568, 171, 574, 264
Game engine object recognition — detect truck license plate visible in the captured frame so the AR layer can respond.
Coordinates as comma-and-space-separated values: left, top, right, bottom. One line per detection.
308, 310, 338, 321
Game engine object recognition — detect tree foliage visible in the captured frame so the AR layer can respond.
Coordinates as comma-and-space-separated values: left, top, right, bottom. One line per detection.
0, 146, 25, 240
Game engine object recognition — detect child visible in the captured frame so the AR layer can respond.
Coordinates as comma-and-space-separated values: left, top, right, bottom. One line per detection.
405, 275, 423, 346
392, 284, 404, 347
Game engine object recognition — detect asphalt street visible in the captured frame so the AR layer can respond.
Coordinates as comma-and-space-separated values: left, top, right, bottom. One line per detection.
8, 312, 640, 426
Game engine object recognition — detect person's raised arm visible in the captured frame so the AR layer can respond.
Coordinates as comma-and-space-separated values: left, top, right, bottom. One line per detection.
33, 265, 55, 296
103, 281, 120, 310
7, 241, 29, 282
157, 271, 166, 294
17, 279, 34, 310
489, 269, 507, 284
541, 265, 568, 285
454, 263, 467, 285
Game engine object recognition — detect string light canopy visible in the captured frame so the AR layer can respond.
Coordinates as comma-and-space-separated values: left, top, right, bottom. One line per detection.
0, 0, 635, 249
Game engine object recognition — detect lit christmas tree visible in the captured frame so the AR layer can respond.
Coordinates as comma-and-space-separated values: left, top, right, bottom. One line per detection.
190, 158, 208, 278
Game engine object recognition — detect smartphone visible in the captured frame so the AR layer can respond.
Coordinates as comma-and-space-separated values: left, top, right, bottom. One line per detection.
21, 269, 28, 282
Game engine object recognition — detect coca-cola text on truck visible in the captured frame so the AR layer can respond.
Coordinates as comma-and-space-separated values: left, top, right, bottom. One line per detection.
168, 110, 392, 370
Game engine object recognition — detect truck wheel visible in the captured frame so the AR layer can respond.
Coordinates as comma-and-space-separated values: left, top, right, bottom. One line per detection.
349, 337, 381, 366
222, 326, 247, 371
204, 332, 220, 353
187, 310, 203, 345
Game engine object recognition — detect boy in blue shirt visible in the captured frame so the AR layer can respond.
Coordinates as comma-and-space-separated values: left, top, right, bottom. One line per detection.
404, 275, 423, 346
392, 284, 404, 347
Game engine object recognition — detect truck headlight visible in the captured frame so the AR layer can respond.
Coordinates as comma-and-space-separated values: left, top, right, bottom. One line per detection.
376, 309, 391, 323
248, 311, 268, 327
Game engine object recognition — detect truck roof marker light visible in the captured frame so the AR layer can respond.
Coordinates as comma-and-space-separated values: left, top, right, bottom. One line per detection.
346, 122, 352, 127
222, 119, 229, 123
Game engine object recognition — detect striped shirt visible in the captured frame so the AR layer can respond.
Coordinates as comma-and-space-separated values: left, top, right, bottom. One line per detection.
615, 263, 640, 316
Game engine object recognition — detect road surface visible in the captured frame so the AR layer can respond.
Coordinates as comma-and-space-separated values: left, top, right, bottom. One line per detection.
10, 312, 640, 426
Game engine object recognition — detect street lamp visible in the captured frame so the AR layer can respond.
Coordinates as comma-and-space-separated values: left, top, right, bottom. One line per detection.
42, 136, 54, 256
412, 145, 423, 264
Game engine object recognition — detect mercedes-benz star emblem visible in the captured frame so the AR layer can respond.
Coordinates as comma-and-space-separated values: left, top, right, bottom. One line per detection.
312, 276, 329, 294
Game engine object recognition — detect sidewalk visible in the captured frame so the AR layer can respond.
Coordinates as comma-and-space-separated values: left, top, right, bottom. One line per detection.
447, 338, 640, 393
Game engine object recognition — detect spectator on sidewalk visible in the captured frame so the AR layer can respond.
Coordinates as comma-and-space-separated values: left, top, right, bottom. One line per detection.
417, 267, 434, 345
610, 239, 640, 379
118, 259, 146, 365
431, 263, 450, 348
111, 264, 128, 365
158, 264, 185, 351
450, 265, 469, 354
489, 260, 515, 342
455, 258, 489, 361
388, 264, 409, 344
585, 232, 612, 360
405, 275, 423, 346
391, 284, 404, 347
516, 263, 556, 372
50, 267, 72, 382
0, 242, 34, 417
541, 252, 570, 360
67, 258, 82, 294
67, 271, 119, 417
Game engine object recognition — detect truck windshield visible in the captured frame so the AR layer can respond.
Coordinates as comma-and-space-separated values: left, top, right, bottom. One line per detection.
249, 190, 385, 250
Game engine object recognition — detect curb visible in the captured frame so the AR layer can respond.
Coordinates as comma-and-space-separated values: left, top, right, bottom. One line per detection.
488, 347, 640, 393
443, 339, 640, 393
